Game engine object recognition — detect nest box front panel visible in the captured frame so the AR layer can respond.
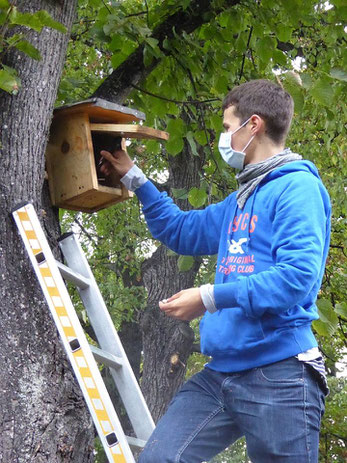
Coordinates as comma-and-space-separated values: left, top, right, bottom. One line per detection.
46, 113, 97, 207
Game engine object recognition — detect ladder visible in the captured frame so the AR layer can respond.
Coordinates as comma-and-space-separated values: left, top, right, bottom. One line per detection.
12, 202, 155, 463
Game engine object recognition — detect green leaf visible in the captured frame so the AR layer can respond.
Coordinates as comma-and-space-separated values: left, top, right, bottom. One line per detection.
195, 130, 208, 145
171, 187, 188, 200
275, 26, 292, 43
166, 118, 184, 137
165, 135, 184, 156
111, 52, 127, 69
0, 11, 7, 26
9, 9, 43, 31
315, 298, 339, 336
143, 44, 153, 67
272, 48, 287, 66
166, 102, 179, 116
166, 248, 178, 257
6, 33, 23, 46
255, 36, 275, 63
9, 8, 66, 33
335, 302, 347, 319
214, 75, 229, 95
330, 67, 347, 82
177, 255, 194, 272
300, 73, 312, 90
162, 38, 171, 50
312, 319, 332, 337
15, 40, 41, 60
35, 10, 67, 33
188, 187, 207, 208
185, 132, 198, 156
144, 139, 161, 155
310, 78, 335, 107
0, 66, 20, 94
210, 114, 222, 132
282, 72, 305, 113
145, 37, 159, 49
0, 0, 10, 8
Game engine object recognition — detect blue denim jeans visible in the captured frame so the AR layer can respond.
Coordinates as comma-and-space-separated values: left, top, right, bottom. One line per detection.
138, 357, 326, 463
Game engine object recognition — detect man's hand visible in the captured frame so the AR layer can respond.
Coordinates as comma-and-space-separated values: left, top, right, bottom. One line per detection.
159, 288, 206, 321
99, 140, 134, 178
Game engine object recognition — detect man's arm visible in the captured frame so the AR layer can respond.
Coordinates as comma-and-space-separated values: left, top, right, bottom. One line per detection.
159, 173, 331, 321
100, 146, 228, 256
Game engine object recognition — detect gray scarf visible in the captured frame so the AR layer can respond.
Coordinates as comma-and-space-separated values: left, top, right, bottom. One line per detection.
236, 148, 302, 209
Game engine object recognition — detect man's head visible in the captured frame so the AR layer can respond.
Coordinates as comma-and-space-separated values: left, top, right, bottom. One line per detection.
222, 79, 294, 145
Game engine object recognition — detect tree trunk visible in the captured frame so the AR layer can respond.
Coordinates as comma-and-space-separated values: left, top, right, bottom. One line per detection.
0, 2, 94, 462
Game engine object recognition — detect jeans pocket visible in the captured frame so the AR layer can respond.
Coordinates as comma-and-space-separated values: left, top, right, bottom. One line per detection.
259, 357, 305, 383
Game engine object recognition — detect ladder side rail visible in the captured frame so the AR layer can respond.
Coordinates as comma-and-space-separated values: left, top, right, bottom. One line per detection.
12, 203, 135, 463
59, 233, 155, 440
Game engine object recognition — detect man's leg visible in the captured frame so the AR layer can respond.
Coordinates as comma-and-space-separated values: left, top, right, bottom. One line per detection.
139, 367, 243, 463
222, 357, 325, 463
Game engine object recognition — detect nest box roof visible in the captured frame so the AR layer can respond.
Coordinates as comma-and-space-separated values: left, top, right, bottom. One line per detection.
53, 98, 146, 124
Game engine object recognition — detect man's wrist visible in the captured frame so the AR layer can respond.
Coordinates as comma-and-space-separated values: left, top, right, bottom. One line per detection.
121, 164, 148, 192
199, 284, 217, 314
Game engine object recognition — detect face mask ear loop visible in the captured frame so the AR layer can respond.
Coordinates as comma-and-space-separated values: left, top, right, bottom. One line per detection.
232, 116, 251, 135
242, 134, 255, 152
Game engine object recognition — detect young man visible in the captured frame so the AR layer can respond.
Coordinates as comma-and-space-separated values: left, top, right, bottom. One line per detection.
100, 79, 330, 463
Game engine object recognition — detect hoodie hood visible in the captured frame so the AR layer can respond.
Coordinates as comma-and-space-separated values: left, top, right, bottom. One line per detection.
264, 159, 321, 182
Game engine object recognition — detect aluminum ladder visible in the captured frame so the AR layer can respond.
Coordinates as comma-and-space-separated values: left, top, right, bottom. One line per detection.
12, 202, 155, 463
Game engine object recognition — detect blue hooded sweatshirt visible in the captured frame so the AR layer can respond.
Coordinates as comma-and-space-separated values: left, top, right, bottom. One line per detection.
135, 160, 331, 372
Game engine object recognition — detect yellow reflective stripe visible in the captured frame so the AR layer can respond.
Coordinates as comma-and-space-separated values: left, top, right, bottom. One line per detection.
63, 326, 76, 338
55, 306, 68, 317
25, 230, 36, 240
40, 267, 51, 277
95, 408, 109, 422
112, 450, 127, 463
47, 287, 60, 297
17, 211, 29, 221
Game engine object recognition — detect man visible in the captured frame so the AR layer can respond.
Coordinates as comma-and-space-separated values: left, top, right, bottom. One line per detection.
100, 79, 330, 463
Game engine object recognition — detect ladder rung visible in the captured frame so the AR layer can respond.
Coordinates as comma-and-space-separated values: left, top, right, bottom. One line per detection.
90, 345, 124, 369
126, 436, 147, 449
56, 261, 90, 289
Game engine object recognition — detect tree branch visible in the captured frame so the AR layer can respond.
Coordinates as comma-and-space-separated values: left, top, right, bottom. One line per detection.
131, 83, 220, 106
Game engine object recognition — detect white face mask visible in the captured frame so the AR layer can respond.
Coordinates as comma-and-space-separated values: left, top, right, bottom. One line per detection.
218, 117, 255, 170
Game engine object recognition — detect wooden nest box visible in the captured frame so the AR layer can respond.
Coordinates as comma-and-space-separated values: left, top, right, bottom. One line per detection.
46, 98, 169, 213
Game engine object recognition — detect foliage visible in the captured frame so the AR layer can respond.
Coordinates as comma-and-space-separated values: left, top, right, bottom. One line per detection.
320, 377, 347, 462
0, 1, 66, 94
57, 0, 347, 459
60, 195, 152, 328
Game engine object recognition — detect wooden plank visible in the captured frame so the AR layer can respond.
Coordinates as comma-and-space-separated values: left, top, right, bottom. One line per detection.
53, 98, 145, 124
60, 187, 132, 213
56, 185, 133, 213
46, 113, 97, 206
90, 123, 169, 141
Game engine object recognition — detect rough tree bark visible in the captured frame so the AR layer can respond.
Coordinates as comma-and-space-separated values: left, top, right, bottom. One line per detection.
0, 1, 94, 462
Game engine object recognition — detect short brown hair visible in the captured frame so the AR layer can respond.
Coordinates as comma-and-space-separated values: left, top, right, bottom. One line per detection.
222, 79, 294, 144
